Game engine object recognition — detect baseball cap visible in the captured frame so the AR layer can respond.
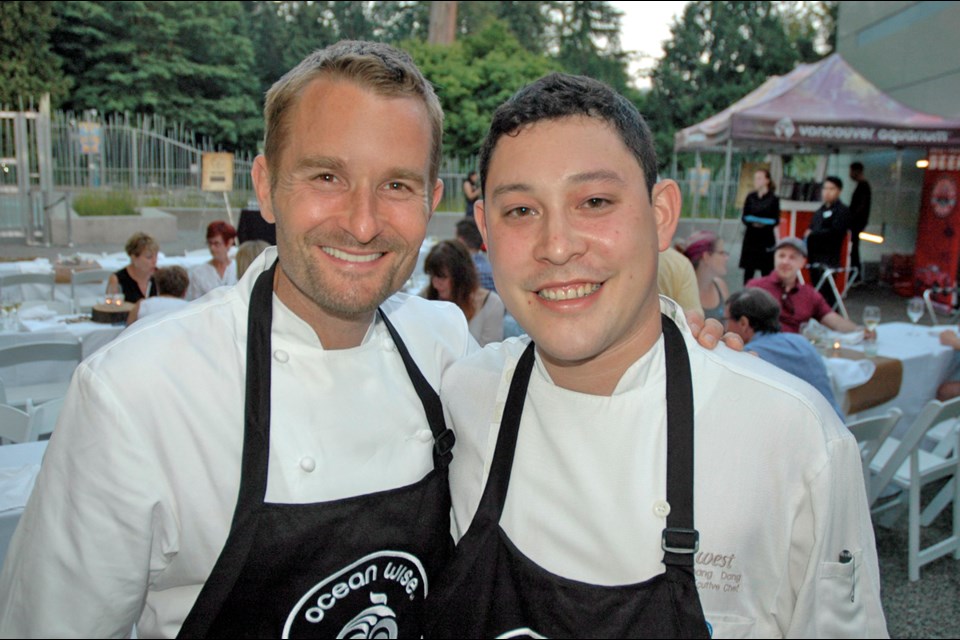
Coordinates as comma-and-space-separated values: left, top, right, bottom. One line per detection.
773, 237, 807, 257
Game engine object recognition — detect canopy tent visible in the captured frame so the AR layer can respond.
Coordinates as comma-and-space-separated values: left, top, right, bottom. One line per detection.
675, 53, 960, 154
672, 52, 960, 225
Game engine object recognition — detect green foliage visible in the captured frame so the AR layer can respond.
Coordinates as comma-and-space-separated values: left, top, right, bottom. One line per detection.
405, 19, 558, 159
51, 1, 261, 150
73, 190, 138, 216
0, 2, 70, 105
646, 1, 816, 169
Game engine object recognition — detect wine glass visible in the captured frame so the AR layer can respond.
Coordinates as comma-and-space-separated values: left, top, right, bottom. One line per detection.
0, 287, 22, 331
862, 306, 881, 332
907, 297, 925, 334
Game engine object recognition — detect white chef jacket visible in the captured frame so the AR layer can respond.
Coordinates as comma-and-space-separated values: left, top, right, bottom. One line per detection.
443, 298, 888, 639
0, 247, 474, 638
186, 260, 237, 300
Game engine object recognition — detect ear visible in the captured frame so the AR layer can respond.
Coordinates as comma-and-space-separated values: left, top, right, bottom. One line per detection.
737, 316, 754, 341
651, 179, 682, 252
252, 155, 275, 224
474, 199, 489, 247
428, 178, 444, 220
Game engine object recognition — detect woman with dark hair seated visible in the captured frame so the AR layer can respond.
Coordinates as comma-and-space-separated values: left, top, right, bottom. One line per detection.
423, 239, 504, 346
107, 232, 158, 303
187, 220, 238, 300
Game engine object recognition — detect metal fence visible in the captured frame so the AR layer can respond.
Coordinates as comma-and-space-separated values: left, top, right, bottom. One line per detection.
51, 111, 257, 198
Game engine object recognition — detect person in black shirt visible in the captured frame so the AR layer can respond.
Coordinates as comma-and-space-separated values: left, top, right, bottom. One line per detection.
805, 176, 851, 308
848, 162, 872, 279
739, 168, 780, 285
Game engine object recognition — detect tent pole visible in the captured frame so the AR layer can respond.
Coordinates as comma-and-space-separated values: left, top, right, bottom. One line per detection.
693, 151, 702, 218
894, 148, 903, 223
719, 139, 733, 233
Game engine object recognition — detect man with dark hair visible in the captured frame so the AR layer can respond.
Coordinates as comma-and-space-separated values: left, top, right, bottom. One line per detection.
455, 217, 496, 292
725, 287, 844, 418
430, 73, 886, 638
806, 175, 852, 308
849, 162, 872, 279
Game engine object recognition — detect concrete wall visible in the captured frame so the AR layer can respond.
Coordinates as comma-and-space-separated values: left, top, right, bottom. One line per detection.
838, 1, 960, 117
51, 207, 178, 245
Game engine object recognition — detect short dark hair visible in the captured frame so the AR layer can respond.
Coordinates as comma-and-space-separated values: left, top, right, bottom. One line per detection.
824, 175, 843, 190
478, 73, 658, 199
206, 220, 237, 243
154, 266, 189, 298
728, 288, 781, 334
455, 217, 483, 251
850, 162, 864, 173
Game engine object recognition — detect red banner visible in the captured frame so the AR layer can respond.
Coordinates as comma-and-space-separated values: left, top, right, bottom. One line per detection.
914, 149, 960, 296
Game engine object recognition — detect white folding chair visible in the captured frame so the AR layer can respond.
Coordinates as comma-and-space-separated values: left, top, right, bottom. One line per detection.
0, 404, 31, 445
26, 397, 63, 442
0, 340, 83, 410
0, 273, 56, 302
869, 396, 960, 581
71, 269, 114, 313
846, 409, 902, 492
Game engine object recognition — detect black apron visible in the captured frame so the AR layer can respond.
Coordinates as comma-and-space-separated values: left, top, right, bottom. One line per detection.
178, 261, 455, 638
427, 315, 709, 639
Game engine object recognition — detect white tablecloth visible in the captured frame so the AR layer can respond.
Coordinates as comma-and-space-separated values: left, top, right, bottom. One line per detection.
847, 322, 956, 434
0, 318, 124, 388
0, 441, 48, 571
2, 254, 213, 306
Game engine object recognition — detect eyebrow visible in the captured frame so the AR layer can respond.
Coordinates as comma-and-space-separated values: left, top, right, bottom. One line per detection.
489, 170, 626, 201
293, 155, 426, 186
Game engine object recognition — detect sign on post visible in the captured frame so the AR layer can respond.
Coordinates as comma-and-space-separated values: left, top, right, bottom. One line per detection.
201, 152, 234, 192
201, 152, 235, 225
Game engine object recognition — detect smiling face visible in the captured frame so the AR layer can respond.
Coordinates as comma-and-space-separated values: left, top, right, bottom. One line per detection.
476, 116, 680, 388
253, 77, 443, 325
774, 246, 806, 285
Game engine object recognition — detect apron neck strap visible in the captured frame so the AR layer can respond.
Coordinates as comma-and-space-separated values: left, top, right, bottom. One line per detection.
474, 314, 699, 567
378, 309, 455, 468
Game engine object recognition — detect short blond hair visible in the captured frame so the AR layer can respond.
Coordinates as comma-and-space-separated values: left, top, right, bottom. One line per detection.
125, 232, 158, 257
263, 41, 444, 189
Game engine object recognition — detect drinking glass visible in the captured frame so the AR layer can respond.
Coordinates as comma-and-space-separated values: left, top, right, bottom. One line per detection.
907, 297, 925, 327
1, 287, 22, 331
862, 306, 881, 333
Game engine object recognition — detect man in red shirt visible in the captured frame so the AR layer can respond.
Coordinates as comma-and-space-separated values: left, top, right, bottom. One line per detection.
747, 238, 861, 334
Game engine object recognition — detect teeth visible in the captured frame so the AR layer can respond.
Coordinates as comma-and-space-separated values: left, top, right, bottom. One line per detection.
322, 247, 382, 263
538, 283, 601, 301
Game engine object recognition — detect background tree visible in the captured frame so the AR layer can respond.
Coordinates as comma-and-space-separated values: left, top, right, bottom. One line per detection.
645, 0, 816, 169
0, 1, 70, 105
51, 1, 261, 150
405, 19, 558, 159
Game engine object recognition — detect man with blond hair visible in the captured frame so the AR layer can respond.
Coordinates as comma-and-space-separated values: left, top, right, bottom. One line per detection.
0, 41, 471, 638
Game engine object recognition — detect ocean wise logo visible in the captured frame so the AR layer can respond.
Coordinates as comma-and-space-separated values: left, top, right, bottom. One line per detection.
283, 551, 427, 639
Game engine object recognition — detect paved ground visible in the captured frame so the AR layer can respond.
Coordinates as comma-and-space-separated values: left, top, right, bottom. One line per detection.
1, 214, 955, 637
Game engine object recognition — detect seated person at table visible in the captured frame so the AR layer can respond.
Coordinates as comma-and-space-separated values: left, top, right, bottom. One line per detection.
683, 230, 729, 323
107, 232, 158, 303
423, 239, 504, 346
187, 221, 238, 300
455, 217, 496, 293
747, 237, 861, 334
657, 245, 702, 315
725, 287, 844, 419
127, 266, 190, 325
935, 329, 960, 401
234, 239, 270, 280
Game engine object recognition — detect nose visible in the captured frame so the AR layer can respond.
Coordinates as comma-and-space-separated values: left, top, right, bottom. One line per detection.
531, 209, 586, 266
344, 188, 384, 244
